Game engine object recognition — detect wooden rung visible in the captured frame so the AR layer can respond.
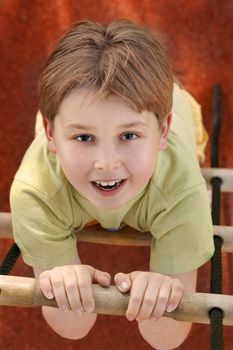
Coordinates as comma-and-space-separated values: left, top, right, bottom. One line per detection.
201, 167, 233, 192
77, 225, 233, 253
0, 212, 233, 252
0, 275, 233, 326
76, 225, 233, 255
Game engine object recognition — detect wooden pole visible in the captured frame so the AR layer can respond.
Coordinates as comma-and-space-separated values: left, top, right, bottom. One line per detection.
0, 275, 233, 326
0, 212, 233, 252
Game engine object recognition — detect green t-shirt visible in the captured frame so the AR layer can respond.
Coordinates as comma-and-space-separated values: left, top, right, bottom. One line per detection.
10, 84, 214, 273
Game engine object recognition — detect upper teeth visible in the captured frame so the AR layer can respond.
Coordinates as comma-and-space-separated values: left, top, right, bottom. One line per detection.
95, 180, 122, 186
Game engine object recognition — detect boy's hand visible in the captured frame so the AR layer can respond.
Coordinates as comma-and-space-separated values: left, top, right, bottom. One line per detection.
114, 271, 184, 322
39, 265, 111, 314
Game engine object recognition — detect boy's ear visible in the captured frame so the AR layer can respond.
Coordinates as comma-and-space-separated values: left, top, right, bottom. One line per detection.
159, 112, 172, 151
42, 117, 57, 153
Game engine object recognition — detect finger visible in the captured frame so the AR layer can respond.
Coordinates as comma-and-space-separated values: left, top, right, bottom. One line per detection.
114, 272, 131, 293
151, 281, 171, 320
93, 268, 111, 287
126, 273, 148, 321
38, 271, 54, 300
62, 267, 84, 313
166, 279, 184, 313
136, 278, 161, 321
50, 268, 70, 312
75, 266, 95, 314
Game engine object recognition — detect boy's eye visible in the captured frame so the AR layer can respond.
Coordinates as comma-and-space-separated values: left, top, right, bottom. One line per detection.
121, 133, 138, 141
74, 134, 94, 142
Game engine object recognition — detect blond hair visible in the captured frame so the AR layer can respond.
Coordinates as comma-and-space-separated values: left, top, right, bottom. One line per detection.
38, 19, 173, 127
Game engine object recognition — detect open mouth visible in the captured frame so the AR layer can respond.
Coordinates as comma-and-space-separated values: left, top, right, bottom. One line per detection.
91, 179, 125, 192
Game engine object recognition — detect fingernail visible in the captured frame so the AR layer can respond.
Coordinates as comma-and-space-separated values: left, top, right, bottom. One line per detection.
166, 304, 175, 313
75, 309, 82, 315
148, 316, 155, 321
126, 313, 134, 321
86, 305, 94, 313
62, 306, 69, 312
45, 292, 54, 299
119, 282, 128, 292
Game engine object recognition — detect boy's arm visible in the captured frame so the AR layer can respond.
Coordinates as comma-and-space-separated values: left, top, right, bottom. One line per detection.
137, 269, 197, 350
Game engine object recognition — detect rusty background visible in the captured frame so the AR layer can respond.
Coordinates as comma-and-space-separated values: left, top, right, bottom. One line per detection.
0, 1, 233, 349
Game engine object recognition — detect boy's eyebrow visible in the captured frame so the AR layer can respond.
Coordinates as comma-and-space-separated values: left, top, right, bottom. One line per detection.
65, 121, 148, 130
65, 123, 97, 130
116, 122, 148, 129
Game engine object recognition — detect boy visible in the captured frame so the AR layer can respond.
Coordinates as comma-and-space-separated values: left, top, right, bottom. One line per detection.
10, 20, 214, 349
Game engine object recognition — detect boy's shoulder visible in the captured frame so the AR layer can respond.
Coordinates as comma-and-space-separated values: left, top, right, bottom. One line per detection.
151, 93, 205, 200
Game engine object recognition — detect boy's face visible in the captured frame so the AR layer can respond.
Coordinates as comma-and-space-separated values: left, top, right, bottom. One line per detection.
44, 89, 171, 209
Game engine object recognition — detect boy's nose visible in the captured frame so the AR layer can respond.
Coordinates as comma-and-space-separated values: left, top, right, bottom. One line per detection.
94, 145, 122, 171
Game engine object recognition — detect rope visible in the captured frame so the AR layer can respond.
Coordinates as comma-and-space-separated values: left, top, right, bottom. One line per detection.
209, 85, 224, 350
211, 177, 222, 226
0, 242, 21, 275
211, 177, 223, 293
211, 236, 223, 293
210, 308, 225, 350
210, 187, 224, 349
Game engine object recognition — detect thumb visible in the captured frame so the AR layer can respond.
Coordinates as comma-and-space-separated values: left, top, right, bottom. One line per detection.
92, 268, 111, 287
114, 272, 131, 293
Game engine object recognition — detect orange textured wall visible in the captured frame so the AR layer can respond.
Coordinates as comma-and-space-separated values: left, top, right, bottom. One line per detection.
0, 1, 232, 349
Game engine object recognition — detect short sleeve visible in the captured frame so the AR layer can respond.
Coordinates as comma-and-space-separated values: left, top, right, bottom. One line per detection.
10, 180, 78, 269
149, 184, 214, 274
